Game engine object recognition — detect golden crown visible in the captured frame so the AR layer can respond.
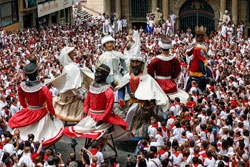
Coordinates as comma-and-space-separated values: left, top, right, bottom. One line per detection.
195, 26, 206, 34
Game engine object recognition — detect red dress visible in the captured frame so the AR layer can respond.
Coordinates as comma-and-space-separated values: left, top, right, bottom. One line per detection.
186, 43, 208, 77
84, 85, 128, 130
8, 82, 64, 147
148, 55, 181, 93
63, 84, 131, 140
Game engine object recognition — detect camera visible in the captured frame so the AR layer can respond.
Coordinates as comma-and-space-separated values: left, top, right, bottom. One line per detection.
57, 152, 60, 155
70, 139, 78, 149
127, 154, 130, 157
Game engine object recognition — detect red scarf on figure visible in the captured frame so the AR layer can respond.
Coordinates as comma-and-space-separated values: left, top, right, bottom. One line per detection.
90, 148, 98, 155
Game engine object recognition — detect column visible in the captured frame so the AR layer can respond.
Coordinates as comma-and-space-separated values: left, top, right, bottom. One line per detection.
162, 0, 169, 21
152, 0, 157, 12
220, 0, 226, 19
105, 0, 111, 17
232, 0, 238, 24
123, 0, 130, 30
116, 0, 121, 19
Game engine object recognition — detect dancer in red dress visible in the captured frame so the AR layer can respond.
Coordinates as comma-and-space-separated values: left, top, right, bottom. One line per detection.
63, 64, 132, 141
147, 37, 189, 106
8, 58, 64, 147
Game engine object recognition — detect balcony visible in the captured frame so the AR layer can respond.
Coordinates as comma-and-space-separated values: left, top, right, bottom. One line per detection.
21, 0, 37, 12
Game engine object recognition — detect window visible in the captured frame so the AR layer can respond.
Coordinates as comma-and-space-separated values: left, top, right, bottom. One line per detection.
0, 1, 19, 27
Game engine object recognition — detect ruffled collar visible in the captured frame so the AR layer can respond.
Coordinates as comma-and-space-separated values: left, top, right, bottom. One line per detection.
89, 83, 110, 94
20, 82, 43, 93
156, 54, 175, 61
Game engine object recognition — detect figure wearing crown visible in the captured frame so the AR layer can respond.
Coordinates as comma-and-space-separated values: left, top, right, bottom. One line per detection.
185, 26, 213, 92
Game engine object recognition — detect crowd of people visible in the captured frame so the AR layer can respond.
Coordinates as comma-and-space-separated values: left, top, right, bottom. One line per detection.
0, 7, 249, 167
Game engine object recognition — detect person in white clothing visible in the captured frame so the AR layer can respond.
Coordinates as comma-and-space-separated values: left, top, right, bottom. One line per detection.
117, 17, 122, 32
18, 141, 34, 167
3, 136, 17, 156
147, 151, 162, 167
150, 127, 164, 147
9, 98, 20, 116
203, 150, 216, 167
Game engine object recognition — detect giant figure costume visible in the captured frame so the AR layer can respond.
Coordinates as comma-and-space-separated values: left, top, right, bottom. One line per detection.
115, 54, 169, 137
63, 64, 132, 141
8, 58, 64, 147
148, 37, 189, 104
48, 47, 94, 122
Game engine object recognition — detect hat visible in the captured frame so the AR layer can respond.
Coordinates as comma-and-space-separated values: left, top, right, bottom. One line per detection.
24, 58, 38, 75
101, 35, 115, 45
159, 37, 172, 50
60, 46, 74, 58
130, 54, 145, 63
97, 64, 110, 74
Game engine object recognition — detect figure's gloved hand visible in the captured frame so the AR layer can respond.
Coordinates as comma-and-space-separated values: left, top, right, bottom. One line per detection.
83, 112, 88, 117
96, 120, 103, 127
111, 81, 118, 88
49, 114, 54, 121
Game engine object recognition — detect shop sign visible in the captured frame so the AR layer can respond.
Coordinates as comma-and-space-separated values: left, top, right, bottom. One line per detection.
37, 0, 73, 17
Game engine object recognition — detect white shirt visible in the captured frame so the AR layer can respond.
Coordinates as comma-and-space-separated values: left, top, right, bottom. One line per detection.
148, 125, 157, 138
18, 152, 34, 167
89, 151, 104, 166
147, 158, 162, 167
204, 157, 216, 167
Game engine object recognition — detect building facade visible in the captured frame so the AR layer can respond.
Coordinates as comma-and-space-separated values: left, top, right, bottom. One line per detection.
0, 0, 19, 31
1, 0, 250, 37
84, 0, 249, 37
1, 0, 74, 31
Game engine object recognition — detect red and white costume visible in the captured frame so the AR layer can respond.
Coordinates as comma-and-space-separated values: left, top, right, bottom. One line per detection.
8, 82, 64, 147
148, 54, 188, 103
186, 43, 208, 77
148, 55, 181, 94
63, 84, 132, 140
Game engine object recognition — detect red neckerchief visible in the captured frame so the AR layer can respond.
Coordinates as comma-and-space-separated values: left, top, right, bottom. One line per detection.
157, 132, 163, 137
194, 164, 199, 167
194, 153, 199, 157
113, 163, 117, 167
171, 104, 175, 107
162, 127, 167, 132
174, 151, 180, 157
176, 102, 180, 106
152, 123, 158, 129
170, 115, 175, 119
91, 163, 97, 167
44, 154, 49, 161
159, 149, 166, 155
90, 148, 98, 155
207, 156, 213, 160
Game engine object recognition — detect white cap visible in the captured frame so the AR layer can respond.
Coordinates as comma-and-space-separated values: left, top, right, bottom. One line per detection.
130, 54, 145, 63
159, 40, 172, 50
101, 35, 115, 45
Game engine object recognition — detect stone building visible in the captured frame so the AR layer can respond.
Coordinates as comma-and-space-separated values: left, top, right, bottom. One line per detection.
1, 0, 249, 37
84, 0, 249, 37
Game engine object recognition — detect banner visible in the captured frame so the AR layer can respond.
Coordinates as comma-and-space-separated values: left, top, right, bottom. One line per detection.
37, 0, 73, 17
